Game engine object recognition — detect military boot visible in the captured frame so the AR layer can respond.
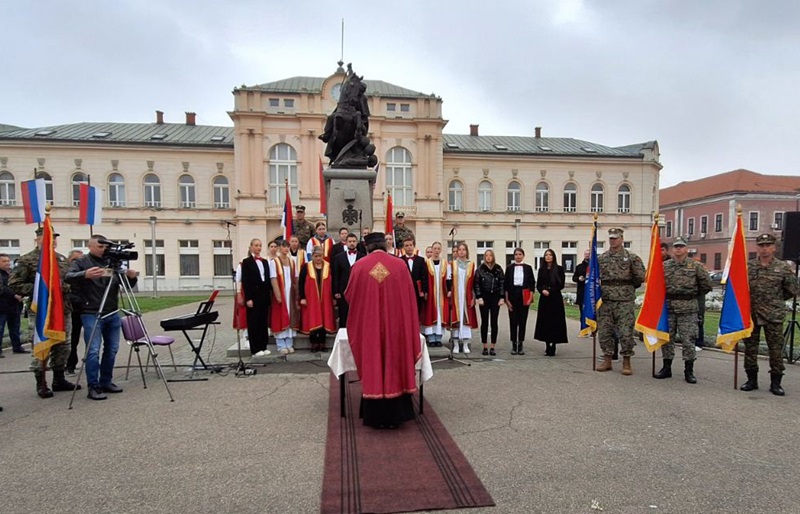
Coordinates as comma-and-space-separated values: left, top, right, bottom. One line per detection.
596, 355, 613, 372
621, 356, 633, 376
34, 372, 53, 399
511, 342, 518, 355
684, 360, 697, 384
654, 359, 672, 379
51, 369, 82, 392
740, 369, 759, 391
770, 373, 785, 396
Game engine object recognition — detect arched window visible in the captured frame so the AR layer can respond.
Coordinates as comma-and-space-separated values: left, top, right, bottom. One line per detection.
591, 183, 604, 213
179, 175, 196, 208
563, 183, 577, 212
71, 173, 88, 207
144, 174, 161, 208
535, 182, 549, 212
617, 184, 631, 213
268, 143, 298, 204
478, 180, 492, 211
108, 173, 126, 207
35, 172, 54, 204
385, 146, 412, 206
507, 181, 521, 211
448, 180, 463, 211
213, 176, 230, 209
0, 171, 16, 206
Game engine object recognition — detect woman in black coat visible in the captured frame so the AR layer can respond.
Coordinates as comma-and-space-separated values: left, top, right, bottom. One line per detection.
533, 248, 568, 356
474, 250, 505, 356
504, 248, 535, 356
240, 238, 271, 357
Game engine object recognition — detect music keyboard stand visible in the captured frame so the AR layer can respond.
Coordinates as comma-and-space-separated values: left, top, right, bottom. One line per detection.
163, 292, 223, 383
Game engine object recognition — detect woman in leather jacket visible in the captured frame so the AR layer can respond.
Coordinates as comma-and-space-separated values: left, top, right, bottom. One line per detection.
474, 250, 505, 356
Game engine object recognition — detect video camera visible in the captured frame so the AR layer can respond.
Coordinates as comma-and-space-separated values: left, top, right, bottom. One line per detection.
98, 239, 138, 263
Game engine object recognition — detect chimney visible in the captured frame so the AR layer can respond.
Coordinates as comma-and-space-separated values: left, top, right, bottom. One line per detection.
469, 124, 479, 137
185, 112, 196, 126
156, 110, 164, 125
535, 126, 542, 138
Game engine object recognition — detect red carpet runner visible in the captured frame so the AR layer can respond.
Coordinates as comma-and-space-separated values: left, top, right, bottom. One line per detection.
321, 374, 495, 514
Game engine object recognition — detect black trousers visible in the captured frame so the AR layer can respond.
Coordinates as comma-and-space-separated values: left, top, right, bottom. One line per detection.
67, 309, 83, 370
508, 287, 530, 343
479, 292, 501, 345
337, 299, 350, 328
246, 296, 269, 354
310, 329, 327, 349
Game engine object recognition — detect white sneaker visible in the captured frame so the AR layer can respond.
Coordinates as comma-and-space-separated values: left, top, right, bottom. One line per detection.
287, 347, 295, 354
278, 348, 289, 355
463, 343, 471, 354
695, 346, 703, 352
254, 350, 271, 357
452, 343, 459, 354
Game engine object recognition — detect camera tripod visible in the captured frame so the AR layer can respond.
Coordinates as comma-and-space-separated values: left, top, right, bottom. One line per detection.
68, 264, 174, 409
782, 258, 799, 363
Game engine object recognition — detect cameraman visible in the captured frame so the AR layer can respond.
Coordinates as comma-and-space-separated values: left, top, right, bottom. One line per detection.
66, 234, 138, 401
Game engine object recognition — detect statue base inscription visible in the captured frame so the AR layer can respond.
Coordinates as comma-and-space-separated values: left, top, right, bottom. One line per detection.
323, 168, 377, 235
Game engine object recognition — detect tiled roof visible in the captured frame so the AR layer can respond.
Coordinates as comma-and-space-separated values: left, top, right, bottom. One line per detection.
248, 76, 435, 99
0, 122, 234, 147
442, 134, 653, 158
660, 169, 800, 206
0, 124, 24, 133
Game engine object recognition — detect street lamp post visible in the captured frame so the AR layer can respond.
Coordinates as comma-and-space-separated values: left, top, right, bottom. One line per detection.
149, 216, 158, 298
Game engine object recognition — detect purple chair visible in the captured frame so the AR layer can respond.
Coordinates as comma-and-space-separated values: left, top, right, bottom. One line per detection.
121, 315, 177, 385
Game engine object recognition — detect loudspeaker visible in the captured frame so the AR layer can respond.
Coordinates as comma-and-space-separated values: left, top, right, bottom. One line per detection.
781, 212, 800, 262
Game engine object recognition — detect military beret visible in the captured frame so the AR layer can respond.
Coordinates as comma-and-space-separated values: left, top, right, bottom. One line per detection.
672, 236, 687, 247
295, 204, 306, 212
395, 212, 405, 218
607, 227, 624, 239
364, 232, 385, 245
35, 227, 60, 237
756, 233, 776, 245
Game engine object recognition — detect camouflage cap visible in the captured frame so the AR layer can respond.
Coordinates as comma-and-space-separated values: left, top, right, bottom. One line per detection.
672, 236, 687, 247
756, 233, 776, 245
295, 204, 306, 212
607, 227, 624, 239
35, 227, 60, 237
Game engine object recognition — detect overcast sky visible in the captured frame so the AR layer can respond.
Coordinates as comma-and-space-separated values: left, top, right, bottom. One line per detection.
2, 0, 798, 187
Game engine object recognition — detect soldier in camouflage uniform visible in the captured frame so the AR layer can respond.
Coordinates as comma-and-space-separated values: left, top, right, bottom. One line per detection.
8, 227, 80, 398
393, 212, 414, 251
740, 233, 799, 396
292, 205, 315, 249
596, 228, 646, 375
655, 237, 712, 383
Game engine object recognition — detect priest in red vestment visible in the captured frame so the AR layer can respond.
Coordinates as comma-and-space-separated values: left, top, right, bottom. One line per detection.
345, 232, 421, 428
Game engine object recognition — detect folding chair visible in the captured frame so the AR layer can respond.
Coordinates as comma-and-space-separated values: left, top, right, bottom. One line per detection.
122, 315, 177, 385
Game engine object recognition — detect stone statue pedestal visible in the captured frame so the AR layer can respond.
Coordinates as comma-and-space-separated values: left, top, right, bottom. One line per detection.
323, 168, 377, 235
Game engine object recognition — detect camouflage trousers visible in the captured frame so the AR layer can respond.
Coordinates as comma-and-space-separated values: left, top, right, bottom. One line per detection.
744, 322, 785, 375
661, 311, 697, 361
598, 300, 636, 357
28, 314, 72, 374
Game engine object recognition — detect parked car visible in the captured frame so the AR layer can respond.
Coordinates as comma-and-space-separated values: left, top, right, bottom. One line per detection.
709, 271, 723, 287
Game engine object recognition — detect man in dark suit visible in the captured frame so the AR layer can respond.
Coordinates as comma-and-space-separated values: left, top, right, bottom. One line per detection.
331, 233, 365, 328
400, 236, 428, 314
330, 227, 350, 262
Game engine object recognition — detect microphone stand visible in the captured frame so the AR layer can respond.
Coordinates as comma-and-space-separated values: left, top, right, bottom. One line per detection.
225, 221, 255, 377
782, 256, 800, 364
430, 226, 470, 367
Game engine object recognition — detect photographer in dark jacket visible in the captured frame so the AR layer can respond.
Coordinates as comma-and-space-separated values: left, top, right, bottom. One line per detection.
474, 250, 505, 356
66, 235, 138, 401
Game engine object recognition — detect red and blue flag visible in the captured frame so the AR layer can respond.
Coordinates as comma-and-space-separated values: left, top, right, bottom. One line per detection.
20, 178, 46, 224
31, 213, 66, 360
635, 214, 670, 351
78, 183, 103, 225
716, 211, 753, 352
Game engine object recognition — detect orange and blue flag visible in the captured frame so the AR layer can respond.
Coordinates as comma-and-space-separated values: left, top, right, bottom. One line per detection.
716, 210, 753, 352
579, 216, 602, 336
31, 213, 66, 360
78, 183, 103, 225
21, 178, 46, 224
635, 214, 670, 352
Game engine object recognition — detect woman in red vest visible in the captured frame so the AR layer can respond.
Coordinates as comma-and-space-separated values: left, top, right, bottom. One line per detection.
298, 246, 335, 352
270, 239, 299, 355
422, 241, 449, 347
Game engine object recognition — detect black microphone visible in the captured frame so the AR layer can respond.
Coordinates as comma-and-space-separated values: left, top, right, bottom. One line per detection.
448, 227, 456, 236
223, 220, 237, 227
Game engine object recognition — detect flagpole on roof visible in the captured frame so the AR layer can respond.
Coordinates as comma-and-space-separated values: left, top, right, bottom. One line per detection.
34, 167, 41, 231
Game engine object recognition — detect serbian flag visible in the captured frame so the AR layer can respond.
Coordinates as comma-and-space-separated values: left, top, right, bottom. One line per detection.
716, 211, 753, 352
635, 215, 670, 352
579, 216, 602, 336
281, 186, 293, 240
21, 178, 46, 224
78, 183, 103, 225
31, 214, 66, 360
385, 193, 394, 239
318, 156, 327, 217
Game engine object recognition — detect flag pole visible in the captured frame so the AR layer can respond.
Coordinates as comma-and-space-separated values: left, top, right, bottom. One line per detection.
734, 346, 739, 390
87, 174, 93, 237
34, 167, 42, 231
592, 333, 596, 371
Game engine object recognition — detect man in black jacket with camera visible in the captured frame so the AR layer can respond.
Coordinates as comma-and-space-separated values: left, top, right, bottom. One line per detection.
66, 235, 138, 401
